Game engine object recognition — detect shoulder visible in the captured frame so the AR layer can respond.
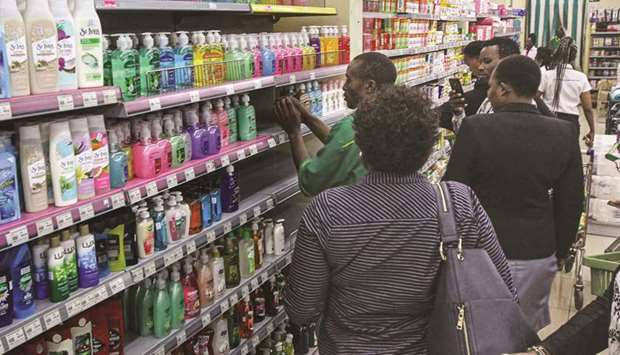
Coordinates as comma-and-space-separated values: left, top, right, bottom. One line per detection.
331, 115, 354, 132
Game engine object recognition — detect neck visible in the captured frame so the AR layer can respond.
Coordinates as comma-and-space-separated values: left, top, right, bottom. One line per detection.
503, 97, 535, 105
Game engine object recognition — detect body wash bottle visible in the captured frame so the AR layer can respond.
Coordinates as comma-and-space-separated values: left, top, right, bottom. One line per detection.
73, 0, 103, 88
1, 0, 30, 96
108, 130, 128, 189
169, 268, 184, 329
50, 0, 77, 90
93, 222, 110, 278
107, 217, 126, 272
238, 228, 255, 279
214, 99, 229, 148
182, 259, 200, 320
87, 115, 110, 195
133, 124, 162, 178
237, 94, 256, 141
210, 247, 225, 298
32, 238, 49, 300
24, 0, 58, 94
49, 120, 77, 207
47, 235, 69, 302
19, 124, 48, 212
76, 224, 99, 288
139, 32, 160, 96
153, 204, 168, 252
153, 274, 171, 338
196, 249, 214, 307
173, 192, 190, 239
221, 165, 239, 213
10, 245, 34, 318
137, 277, 154, 336
69, 117, 95, 200
136, 210, 154, 259
60, 230, 78, 292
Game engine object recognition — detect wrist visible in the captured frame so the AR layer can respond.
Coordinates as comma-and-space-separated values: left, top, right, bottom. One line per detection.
287, 129, 302, 138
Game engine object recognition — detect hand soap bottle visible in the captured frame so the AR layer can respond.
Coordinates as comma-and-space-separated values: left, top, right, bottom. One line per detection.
137, 277, 154, 336
182, 259, 200, 320
259, 33, 275, 76
191, 31, 206, 87
24, 0, 58, 94
108, 129, 128, 188
139, 32, 160, 96
50, 0, 77, 90
32, 238, 49, 300
214, 99, 229, 148
73, 0, 103, 88
136, 210, 154, 259
220, 165, 239, 213
196, 249, 214, 307
153, 204, 167, 252
151, 118, 171, 173
156, 32, 175, 92
210, 247, 225, 298
153, 273, 171, 338
111, 34, 138, 101
1, 0, 30, 96
237, 94, 256, 141
69, 117, 95, 200
173, 110, 192, 164
224, 97, 238, 144
184, 105, 208, 160
133, 124, 163, 178
238, 228, 255, 278
174, 31, 193, 89
164, 116, 184, 168
248, 35, 262, 78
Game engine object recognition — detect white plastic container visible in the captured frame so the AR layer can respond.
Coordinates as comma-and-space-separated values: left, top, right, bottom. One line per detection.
73, 0, 103, 88
1, 0, 30, 96
49, 0, 77, 90
49, 120, 77, 207
24, 0, 59, 94
19, 124, 48, 212
273, 219, 286, 256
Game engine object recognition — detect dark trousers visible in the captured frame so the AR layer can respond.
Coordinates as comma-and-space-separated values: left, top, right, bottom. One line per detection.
555, 112, 580, 128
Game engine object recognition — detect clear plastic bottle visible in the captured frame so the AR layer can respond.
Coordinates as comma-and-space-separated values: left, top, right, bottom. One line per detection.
136, 210, 155, 259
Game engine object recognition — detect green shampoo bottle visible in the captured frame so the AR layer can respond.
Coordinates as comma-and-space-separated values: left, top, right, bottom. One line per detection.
153, 274, 171, 338
138, 277, 154, 336
169, 268, 184, 329
237, 94, 256, 141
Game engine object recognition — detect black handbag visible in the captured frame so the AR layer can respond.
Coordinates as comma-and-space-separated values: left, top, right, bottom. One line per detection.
427, 182, 540, 355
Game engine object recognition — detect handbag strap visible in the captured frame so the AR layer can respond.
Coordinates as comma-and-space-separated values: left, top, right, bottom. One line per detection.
432, 182, 464, 261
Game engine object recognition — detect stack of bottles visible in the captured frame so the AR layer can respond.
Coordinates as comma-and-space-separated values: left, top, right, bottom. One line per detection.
165, 271, 287, 355
103, 26, 350, 99
208, 0, 309, 4
392, 48, 463, 84
0, 0, 105, 99
12, 297, 125, 355
278, 79, 346, 117
363, 0, 475, 17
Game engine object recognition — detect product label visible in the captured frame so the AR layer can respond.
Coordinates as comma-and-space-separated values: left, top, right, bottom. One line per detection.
175, 214, 186, 239
0, 275, 10, 316
31, 30, 57, 71
168, 218, 178, 242
18, 265, 34, 306
27, 159, 46, 193
56, 20, 76, 75
75, 147, 94, 184
184, 288, 200, 318
78, 21, 103, 81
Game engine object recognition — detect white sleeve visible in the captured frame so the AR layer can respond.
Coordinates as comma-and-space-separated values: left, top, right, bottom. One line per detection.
538, 70, 547, 93
581, 74, 592, 93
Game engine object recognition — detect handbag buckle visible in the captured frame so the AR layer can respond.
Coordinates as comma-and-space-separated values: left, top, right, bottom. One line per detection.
439, 239, 465, 262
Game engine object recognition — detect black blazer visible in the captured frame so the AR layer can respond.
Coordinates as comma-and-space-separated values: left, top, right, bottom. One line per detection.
443, 103, 584, 260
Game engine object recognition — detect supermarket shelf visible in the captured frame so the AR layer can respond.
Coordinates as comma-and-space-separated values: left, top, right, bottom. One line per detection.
108, 65, 347, 117
590, 56, 620, 59
0, 107, 352, 251
229, 311, 289, 355
0, 87, 121, 121
592, 46, 620, 49
95, 0, 249, 12
125, 250, 294, 355
589, 76, 617, 79
0, 173, 302, 352
374, 40, 473, 58
589, 67, 618, 70
495, 31, 520, 37
362, 11, 476, 21
250, 4, 337, 16
404, 65, 468, 87
592, 32, 620, 36
588, 219, 620, 238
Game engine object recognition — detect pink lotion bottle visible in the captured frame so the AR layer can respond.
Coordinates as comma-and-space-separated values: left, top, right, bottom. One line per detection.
282, 33, 295, 75
248, 35, 262, 78
291, 33, 304, 72
271, 34, 285, 75
151, 118, 172, 173
133, 125, 163, 178
214, 99, 229, 149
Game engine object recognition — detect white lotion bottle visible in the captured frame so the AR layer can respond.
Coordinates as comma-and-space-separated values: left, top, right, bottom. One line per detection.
49, 0, 77, 90
273, 219, 285, 256
24, 0, 59, 94
49, 120, 77, 207
1, 0, 30, 96
19, 124, 48, 212
73, 0, 103, 88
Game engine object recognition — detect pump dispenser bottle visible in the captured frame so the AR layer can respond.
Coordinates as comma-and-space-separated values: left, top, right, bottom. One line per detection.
108, 130, 128, 188
174, 31, 193, 88
139, 32, 160, 96
157, 32, 175, 92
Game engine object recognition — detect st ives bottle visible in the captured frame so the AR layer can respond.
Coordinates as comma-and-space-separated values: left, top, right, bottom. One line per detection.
69, 117, 95, 200
49, 120, 77, 207
25, 0, 58, 94
87, 115, 110, 195
50, 0, 77, 90
19, 124, 48, 212
73, 0, 104, 88
1, 0, 30, 96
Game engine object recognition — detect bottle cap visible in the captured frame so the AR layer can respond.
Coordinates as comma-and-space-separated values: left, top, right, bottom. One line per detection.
157, 277, 167, 289
79, 224, 90, 236
176, 31, 190, 47
286, 334, 293, 343
241, 94, 250, 106
142, 32, 155, 49
50, 235, 61, 248
276, 218, 285, 224
156, 32, 170, 48
183, 260, 193, 274
154, 205, 164, 212
167, 199, 177, 207
226, 165, 234, 173
171, 269, 181, 282
139, 210, 151, 219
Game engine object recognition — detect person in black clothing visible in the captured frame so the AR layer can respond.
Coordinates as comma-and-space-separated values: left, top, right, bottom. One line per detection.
444, 55, 584, 332
535, 47, 554, 71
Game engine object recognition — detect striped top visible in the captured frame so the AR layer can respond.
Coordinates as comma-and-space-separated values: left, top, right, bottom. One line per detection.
284, 172, 515, 355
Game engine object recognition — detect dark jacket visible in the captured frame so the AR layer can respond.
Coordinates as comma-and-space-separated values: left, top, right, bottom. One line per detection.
443, 103, 584, 260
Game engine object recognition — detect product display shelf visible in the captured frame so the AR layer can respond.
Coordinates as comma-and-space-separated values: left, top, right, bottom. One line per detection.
591, 56, 620, 59
0, 87, 121, 122
228, 311, 289, 355
0, 108, 352, 252
592, 32, 620, 36
404, 64, 468, 87
124, 250, 294, 355
0, 173, 303, 352
362, 11, 476, 22
250, 4, 337, 16
590, 67, 618, 70
590, 76, 617, 79
375, 40, 473, 58
420, 144, 451, 174
494, 31, 520, 37
95, 0, 250, 12
588, 219, 620, 238
109, 65, 347, 117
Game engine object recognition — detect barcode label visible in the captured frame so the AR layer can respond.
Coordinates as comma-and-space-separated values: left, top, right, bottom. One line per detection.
24, 319, 43, 339
237, 149, 247, 160
56, 211, 74, 229
36, 218, 54, 237
103, 90, 118, 104
109, 277, 126, 295
0, 102, 12, 120
189, 90, 200, 103
166, 174, 178, 188
128, 189, 142, 204
111, 192, 126, 209
6, 328, 26, 350
149, 98, 162, 111
57, 95, 74, 111
79, 204, 95, 221
131, 268, 145, 283
44, 310, 62, 329
146, 182, 158, 197
184, 168, 195, 181
82, 92, 98, 107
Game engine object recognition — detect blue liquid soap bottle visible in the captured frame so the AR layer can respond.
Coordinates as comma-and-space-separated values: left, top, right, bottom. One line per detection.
156, 32, 175, 92
109, 129, 128, 188
0, 28, 10, 99
174, 31, 193, 89
10, 244, 35, 319
210, 185, 222, 222
260, 33, 275, 76
0, 249, 13, 327
0, 142, 20, 225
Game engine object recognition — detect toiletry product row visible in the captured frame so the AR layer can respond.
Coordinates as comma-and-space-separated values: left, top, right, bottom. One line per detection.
392, 48, 465, 84
104, 26, 349, 100
363, 0, 476, 18
278, 79, 346, 117
0, 0, 104, 99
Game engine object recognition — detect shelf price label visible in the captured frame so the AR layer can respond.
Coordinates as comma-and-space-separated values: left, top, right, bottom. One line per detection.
241, 345, 249, 355
66, 298, 84, 317
109, 277, 126, 295
149, 98, 162, 111
111, 192, 126, 209
260, 272, 269, 284
278, 132, 287, 144
44, 310, 62, 329
0, 102, 12, 120
220, 155, 230, 167
237, 149, 246, 160
131, 268, 145, 283
219, 299, 230, 313
253, 206, 261, 218
225, 85, 235, 95
6, 328, 26, 350
175, 330, 187, 346
289, 74, 297, 84
189, 90, 200, 103
252, 335, 261, 347
206, 160, 216, 173
249, 144, 258, 156
103, 90, 118, 104
266, 199, 275, 210
24, 319, 43, 339
250, 278, 260, 291
94, 286, 110, 302
56, 211, 74, 230
229, 293, 239, 305
6, 226, 29, 246
202, 313, 212, 327
208, 2, 217, 9
186, 240, 197, 255
146, 182, 158, 197
241, 285, 249, 297
239, 213, 247, 226
223, 222, 232, 234
266, 323, 275, 334
267, 138, 277, 148
144, 261, 157, 277
78, 204, 95, 221
206, 230, 216, 244
184, 167, 196, 181
166, 174, 178, 188
82, 92, 98, 107
253, 79, 263, 89
36, 218, 54, 236
309, 72, 316, 80
128, 189, 142, 204
57, 95, 74, 111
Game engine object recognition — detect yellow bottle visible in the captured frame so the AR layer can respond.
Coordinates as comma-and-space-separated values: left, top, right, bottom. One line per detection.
192, 31, 206, 87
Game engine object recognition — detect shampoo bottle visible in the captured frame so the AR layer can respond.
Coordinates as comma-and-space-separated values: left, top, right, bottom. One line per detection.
108, 129, 128, 188
210, 247, 225, 297
24, 0, 58, 94
139, 32, 160, 96
1, 0, 30, 96
169, 268, 184, 329
182, 259, 200, 320
136, 210, 154, 259
196, 249, 214, 307
49, 120, 77, 207
137, 277, 154, 336
153, 204, 168, 252
214, 99, 229, 148
153, 274, 171, 338
60, 230, 78, 292
73, 0, 103, 88
221, 165, 240, 213
76, 224, 99, 288
93, 222, 110, 278
87, 115, 110, 195
238, 228, 255, 278
223, 235, 240, 288
237, 94, 256, 141
50, 0, 77, 90
47, 235, 69, 302
32, 238, 49, 300
0, 253, 13, 326
19, 124, 48, 212
69, 117, 95, 200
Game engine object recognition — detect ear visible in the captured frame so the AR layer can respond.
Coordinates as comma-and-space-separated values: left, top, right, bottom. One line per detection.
498, 82, 512, 97
365, 79, 378, 94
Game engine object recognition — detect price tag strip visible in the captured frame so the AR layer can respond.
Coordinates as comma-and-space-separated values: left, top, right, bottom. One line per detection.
184, 168, 196, 181
128, 189, 142, 204
23, 319, 43, 340
146, 182, 158, 197
57, 95, 75, 111
56, 211, 74, 229
5, 328, 26, 350
111, 192, 126, 209
0, 102, 12, 120
44, 309, 62, 329
82, 92, 98, 107
78, 203, 95, 221
144, 262, 157, 277
109, 277, 126, 295
6, 226, 29, 246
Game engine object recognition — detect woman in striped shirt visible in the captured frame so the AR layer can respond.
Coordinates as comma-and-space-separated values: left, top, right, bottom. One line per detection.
284, 86, 516, 354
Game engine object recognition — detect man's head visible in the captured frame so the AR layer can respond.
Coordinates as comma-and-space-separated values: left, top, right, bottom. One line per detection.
478, 37, 520, 80
535, 47, 553, 67
343, 52, 397, 109
487, 55, 541, 110
462, 41, 485, 76
526, 33, 536, 49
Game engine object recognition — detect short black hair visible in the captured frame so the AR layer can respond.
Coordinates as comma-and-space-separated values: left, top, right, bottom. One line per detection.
535, 47, 553, 67
482, 37, 520, 58
354, 86, 438, 174
352, 52, 397, 85
463, 41, 485, 58
528, 33, 537, 43
494, 55, 541, 98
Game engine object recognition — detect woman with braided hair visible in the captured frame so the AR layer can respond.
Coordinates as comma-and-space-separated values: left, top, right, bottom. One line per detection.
538, 36, 595, 146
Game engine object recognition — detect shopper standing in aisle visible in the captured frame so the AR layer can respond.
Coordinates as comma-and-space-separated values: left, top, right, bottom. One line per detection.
444, 55, 584, 332
535, 47, 554, 74
449, 37, 555, 132
538, 36, 595, 146
272, 52, 396, 196
523, 33, 538, 60
437, 41, 488, 130
285, 86, 516, 354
